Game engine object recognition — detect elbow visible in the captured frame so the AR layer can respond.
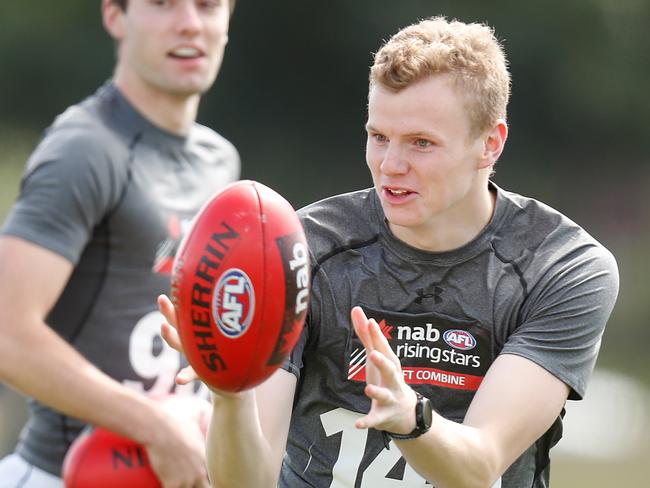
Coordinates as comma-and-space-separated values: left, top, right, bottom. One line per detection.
469, 473, 502, 488
464, 452, 504, 488
431, 446, 503, 488
421, 461, 501, 488
462, 445, 503, 488
438, 471, 501, 488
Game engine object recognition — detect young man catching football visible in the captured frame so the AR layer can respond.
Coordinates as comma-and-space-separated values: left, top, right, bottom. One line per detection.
161, 15, 618, 488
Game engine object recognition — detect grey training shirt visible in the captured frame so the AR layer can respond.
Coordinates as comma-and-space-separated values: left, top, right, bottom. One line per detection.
2, 82, 240, 475
281, 184, 618, 488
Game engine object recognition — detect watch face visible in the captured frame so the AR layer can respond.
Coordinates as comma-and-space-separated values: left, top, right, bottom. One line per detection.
421, 397, 433, 429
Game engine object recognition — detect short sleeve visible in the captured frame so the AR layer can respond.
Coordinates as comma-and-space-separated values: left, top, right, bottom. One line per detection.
1, 126, 126, 264
500, 244, 619, 400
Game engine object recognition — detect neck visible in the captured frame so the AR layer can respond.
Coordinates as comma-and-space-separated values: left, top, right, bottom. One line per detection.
389, 177, 496, 253
113, 73, 200, 136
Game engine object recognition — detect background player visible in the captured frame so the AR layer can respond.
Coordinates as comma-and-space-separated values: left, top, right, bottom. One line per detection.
160, 15, 619, 487
0, 0, 239, 486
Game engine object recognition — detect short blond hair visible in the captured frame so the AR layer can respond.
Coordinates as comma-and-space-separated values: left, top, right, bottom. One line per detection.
370, 16, 510, 137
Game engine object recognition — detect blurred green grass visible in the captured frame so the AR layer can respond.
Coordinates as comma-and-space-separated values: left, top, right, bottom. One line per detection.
0, 127, 36, 222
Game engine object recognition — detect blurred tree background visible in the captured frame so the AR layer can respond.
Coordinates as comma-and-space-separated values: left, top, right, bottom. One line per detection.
1, 0, 649, 485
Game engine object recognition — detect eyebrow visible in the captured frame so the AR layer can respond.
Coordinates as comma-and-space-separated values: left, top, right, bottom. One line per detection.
365, 123, 442, 140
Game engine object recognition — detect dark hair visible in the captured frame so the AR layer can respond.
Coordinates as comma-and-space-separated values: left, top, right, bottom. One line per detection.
111, 0, 237, 14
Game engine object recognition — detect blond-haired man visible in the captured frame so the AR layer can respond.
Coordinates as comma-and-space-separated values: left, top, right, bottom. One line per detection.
162, 16, 618, 488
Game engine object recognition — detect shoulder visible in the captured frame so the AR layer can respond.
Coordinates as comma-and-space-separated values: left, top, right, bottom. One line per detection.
24, 83, 152, 189
27, 90, 129, 177
297, 188, 381, 260
190, 124, 240, 165
20, 89, 137, 210
496, 186, 619, 291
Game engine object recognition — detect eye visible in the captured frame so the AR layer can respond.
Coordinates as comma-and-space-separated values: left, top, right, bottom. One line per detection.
414, 138, 433, 149
197, 0, 221, 10
370, 133, 388, 144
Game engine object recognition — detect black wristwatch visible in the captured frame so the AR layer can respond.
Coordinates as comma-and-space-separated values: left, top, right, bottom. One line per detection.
383, 392, 433, 446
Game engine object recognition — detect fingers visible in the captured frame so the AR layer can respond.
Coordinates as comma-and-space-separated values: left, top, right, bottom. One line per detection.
364, 317, 403, 374
161, 321, 183, 352
157, 295, 197, 385
352, 307, 403, 387
355, 413, 374, 430
158, 294, 178, 328
367, 318, 391, 355
355, 385, 392, 429
146, 404, 209, 488
366, 349, 401, 389
365, 382, 393, 404
350, 307, 375, 366
356, 349, 405, 431
351, 307, 394, 360
177, 364, 200, 385
351, 306, 374, 351
351, 306, 415, 434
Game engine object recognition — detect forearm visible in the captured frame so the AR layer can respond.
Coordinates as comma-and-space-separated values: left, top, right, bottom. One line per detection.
207, 390, 282, 488
0, 317, 164, 446
396, 414, 500, 488
397, 359, 570, 487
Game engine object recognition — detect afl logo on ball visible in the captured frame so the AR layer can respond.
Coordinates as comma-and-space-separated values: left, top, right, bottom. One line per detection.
443, 329, 477, 351
213, 268, 255, 338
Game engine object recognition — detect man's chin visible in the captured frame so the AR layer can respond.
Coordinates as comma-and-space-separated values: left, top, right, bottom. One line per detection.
382, 209, 420, 230
162, 76, 215, 98
174, 82, 211, 97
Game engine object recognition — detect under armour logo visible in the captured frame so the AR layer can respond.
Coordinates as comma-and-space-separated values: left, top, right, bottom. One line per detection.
415, 286, 443, 304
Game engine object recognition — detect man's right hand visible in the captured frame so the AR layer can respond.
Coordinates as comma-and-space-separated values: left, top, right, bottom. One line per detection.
143, 394, 211, 488
0, 238, 210, 488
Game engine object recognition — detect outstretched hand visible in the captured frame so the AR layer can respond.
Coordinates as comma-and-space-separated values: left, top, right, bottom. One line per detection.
350, 306, 418, 435
158, 294, 199, 385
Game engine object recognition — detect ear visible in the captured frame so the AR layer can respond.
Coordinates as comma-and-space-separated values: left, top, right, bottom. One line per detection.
102, 0, 126, 41
477, 119, 508, 170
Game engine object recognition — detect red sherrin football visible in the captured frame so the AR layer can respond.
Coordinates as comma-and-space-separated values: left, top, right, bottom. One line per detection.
62, 428, 160, 488
62, 395, 211, 488
171, 180, 310, 392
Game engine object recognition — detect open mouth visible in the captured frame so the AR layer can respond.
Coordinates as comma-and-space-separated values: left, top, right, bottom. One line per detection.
168, 47, 203, 59
384, 187, 414, 197
386, 188, 411, 196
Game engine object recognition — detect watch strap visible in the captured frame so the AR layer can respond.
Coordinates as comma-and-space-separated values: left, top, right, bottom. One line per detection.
382, 392, 432, 448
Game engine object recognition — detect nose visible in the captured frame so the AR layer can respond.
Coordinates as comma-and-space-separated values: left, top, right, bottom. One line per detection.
176, 1, 202, 35
380, 143, 409, 175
